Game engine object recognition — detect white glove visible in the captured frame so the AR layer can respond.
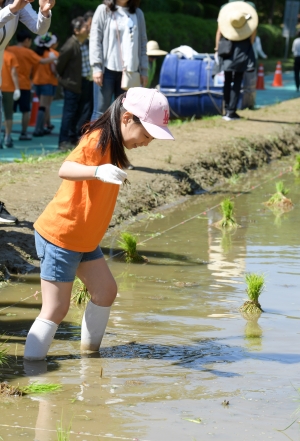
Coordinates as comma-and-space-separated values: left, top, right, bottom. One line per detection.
13, 89, 21, 101
95, 164, 127, 185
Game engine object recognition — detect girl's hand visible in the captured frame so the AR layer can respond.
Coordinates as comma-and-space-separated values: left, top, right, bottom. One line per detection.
39, 0, 55, 17
9, 0, 34, 14
95, 164, 127, 185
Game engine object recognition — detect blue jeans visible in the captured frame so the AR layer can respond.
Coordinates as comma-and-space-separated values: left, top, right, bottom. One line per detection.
91, 68, 123, 121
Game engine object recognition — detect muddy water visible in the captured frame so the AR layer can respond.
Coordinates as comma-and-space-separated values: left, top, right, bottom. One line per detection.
1, 163, 300, 441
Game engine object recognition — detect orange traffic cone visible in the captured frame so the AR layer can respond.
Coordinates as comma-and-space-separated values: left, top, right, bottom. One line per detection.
29, 93, 39, 126
256, 64, 265, 90
272, 61, 283, 87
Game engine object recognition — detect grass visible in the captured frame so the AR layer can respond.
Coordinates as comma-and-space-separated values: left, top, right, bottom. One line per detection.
71, 276, 90, 305
117, 232, 147, 263
214, 198, 239, 229
240, 273, 265, 316
293, 155, 300, 176
261, 57, 294, 74
0, 338, 10, 367
12, 150, 69, 164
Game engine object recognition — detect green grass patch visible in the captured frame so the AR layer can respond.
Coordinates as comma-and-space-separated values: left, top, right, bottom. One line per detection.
20, 382, 62, 394
13, 150, 69, 164
0, 338, 10, 367
260, 57, 294, 74
293, 155, 300, 177
56, 412, 72, 441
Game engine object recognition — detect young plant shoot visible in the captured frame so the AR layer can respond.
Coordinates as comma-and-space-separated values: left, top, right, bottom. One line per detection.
0, 340, 9, 367
213, 198, 239, 229
71, 276, 91, 305
265, 181, 293, 211
293, 155, 300, 177
118, 232, 147, 263
240, 273, 265, 316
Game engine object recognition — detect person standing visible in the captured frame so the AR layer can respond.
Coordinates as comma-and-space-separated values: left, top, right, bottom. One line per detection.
8, 29, 55, 140
23, 88, 174, 361
146, 40, 168, 88
1, 47, 20, 147
32, 32, 57, 136
89, 0, 148, 121
0, 0, 55, 224
215, 1, 257, 121
56, 17, 92, 151
292, 30, 300, 92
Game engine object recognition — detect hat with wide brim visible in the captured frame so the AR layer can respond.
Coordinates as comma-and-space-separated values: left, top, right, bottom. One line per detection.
146, 40, 168, 56
34, 33, 57, 48
218, 1, 258, 42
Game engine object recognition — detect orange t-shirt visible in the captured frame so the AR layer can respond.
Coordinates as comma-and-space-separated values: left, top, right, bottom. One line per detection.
49, 48, 59, 86
1, 50, 19, 92
34, 132, 120, 252
33, 49, 58, 86
7, 46, 41, 90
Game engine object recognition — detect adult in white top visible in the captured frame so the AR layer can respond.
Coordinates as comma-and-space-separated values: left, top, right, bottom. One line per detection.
292, 31, 300, 91
253, 35, 267, 59
89, 0, 148, 120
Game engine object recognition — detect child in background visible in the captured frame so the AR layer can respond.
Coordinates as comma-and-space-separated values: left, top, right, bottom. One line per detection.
146, 41, 168, 88
1, 48, 20, 148
8, 29, 56, 141
32, 32, 58, 136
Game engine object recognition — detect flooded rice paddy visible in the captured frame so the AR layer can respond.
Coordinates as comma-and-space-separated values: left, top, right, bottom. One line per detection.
0, 160, 300, 441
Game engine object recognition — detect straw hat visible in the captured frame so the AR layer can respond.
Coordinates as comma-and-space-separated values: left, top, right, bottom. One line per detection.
218, 1, 258, 42
147, 40, 168, 56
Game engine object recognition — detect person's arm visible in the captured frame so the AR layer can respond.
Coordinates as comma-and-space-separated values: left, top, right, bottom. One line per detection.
59, 161, 127, 185
137, 9, 148, 87
89, 5, 105, 86
250, 29, 256, 45
0, 0, 32, 28
18, 0, 55, 36
56, 41, 73, 77
11, 65, 19, 90
256, 36, 267, 59
215, 26, 222, 51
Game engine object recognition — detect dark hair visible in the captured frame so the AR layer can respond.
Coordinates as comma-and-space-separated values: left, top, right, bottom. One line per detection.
103, 0, 140, 14
71, 16, 85, 33
297, 30, 300, 38
83, 10, 94, 21
83, 93, 141, 169
35, 46, 49, 56
16, 29, 32, 43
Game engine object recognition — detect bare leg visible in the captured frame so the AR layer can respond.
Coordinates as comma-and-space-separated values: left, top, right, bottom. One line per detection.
39, 279, 73, 324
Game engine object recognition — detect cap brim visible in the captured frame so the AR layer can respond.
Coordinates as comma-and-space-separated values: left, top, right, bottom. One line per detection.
141, 120, 174, 140
147, 50, 168, 56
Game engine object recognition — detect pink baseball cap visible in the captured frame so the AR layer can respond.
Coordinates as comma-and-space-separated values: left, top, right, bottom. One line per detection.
122, 88, 174, 140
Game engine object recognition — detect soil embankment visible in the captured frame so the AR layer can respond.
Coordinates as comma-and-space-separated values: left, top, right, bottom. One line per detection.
0, 99, 300, 278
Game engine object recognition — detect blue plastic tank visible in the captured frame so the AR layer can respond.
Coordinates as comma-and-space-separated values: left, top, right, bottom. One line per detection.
159, 54, 256, 118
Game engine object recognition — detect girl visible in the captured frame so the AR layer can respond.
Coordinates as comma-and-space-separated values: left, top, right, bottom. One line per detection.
24, 87, 174, 360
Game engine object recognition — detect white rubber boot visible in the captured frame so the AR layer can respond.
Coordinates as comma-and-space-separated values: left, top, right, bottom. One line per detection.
81, 301, 110, 352
24, 317, 58, 360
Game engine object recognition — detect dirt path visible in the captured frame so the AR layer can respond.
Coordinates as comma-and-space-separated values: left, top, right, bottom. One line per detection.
1, 99, 300, 277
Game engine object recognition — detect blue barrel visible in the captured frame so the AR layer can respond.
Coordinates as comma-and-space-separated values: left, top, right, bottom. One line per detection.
159, 54, 256, 118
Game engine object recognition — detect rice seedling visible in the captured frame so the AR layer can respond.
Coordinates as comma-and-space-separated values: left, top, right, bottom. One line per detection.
239, 273, 265, 316
71, 276, 90, 305
20, 382, 62, 394
213, 198, 239, 229
293, 155, 300, 176
0, 339, 9, 367
117, 232, 147, 263
56, 412, 72, 441
265, 181, 293, 211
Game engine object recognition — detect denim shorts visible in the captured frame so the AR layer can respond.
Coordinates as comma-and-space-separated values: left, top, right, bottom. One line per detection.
34, 84, 57, 97
35, 230, 104, 282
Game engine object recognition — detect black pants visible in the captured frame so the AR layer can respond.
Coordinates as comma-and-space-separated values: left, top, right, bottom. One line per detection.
294, 57, 300, 91
59, 78, 93, 145
223, 71, 244, 115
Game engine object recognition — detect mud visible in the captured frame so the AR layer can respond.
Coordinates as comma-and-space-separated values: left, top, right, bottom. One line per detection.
0, 98, 300, 278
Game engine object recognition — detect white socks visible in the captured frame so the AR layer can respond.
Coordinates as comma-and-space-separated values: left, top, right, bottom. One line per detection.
81, 301, 110, 352
24, 317, 58, 361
